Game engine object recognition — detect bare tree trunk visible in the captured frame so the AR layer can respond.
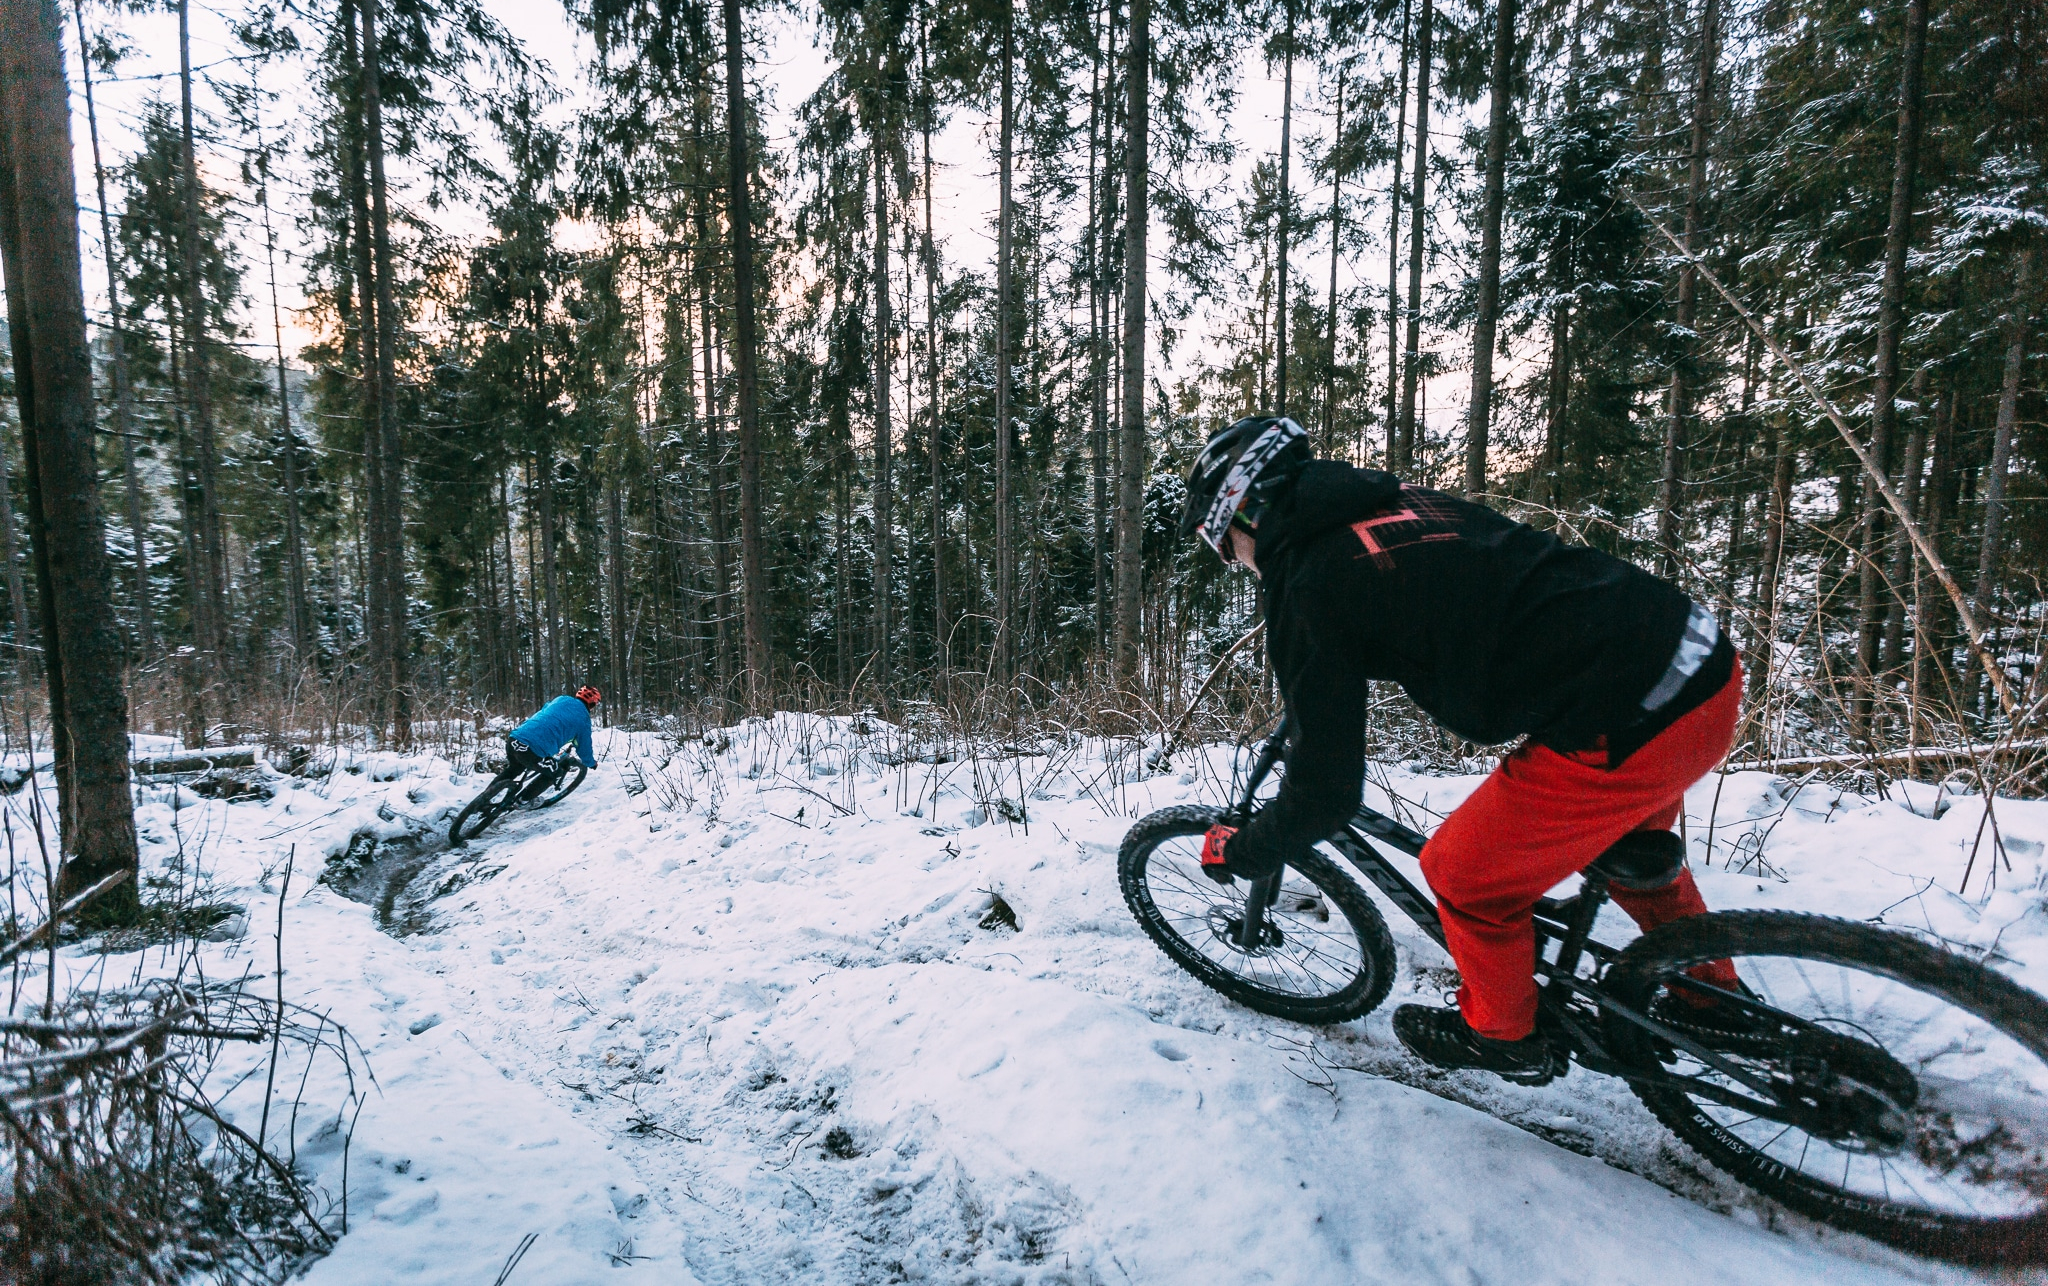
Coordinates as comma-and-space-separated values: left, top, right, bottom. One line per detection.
1086, 1, 1108, 655
1914, 383, 1956, 705
536, 452, 560, 692
1464, 0, 1516, 496
1852, 0, 1929, 741
1657, 0, 1719, 575
1383, 0, 1410, 467
361, 0, 409, 744
177, 0, 228, 675
922, 11, 945, 670
873, 126, 893, 688
723, 0, 771, 702
250, 97, 309, 667
608, 473, 626, 706
1880, 368, 1929, 676
993, 4, 1016, 677
1323, 48, 1345, 456
1274, 0, 1295, 414
688, 88, 733, 704
1748, 409, 1792, 708
1115, 0, 1150, 683
0, 427, 30, 680
342, 0, 388, 731
1394, 0, 1433, 474
1973, 248, 2034, 657
73, 0, 149, 660
0, 0, 141, 914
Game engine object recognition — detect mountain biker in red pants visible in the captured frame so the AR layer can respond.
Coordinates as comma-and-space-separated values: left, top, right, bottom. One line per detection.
1181, 416, 1742, 1086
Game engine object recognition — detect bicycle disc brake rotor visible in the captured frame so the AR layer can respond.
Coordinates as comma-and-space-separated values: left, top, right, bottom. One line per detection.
1204, 904, 1286, 955
1780, 1026, 1918, 1154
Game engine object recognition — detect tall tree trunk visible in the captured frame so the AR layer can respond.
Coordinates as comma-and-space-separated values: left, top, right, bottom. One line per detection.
1749, 408, 1793, 710
361, 0, 409, 744
74, 0, 149, 660
1464, 0, 1516, 496
250, 100, 309, 667
536, 451, 560, 691
608, 472, 627, 706
1115, 0, 1149, 681
1323, 51, 1345, 455
1852, 0, 1928, 741
1656, 0, 1720, 576
1383, 0, 1410, 467
1537, 296, 1572, 508
1880, 366, 1929, 676
342, 0, 389, 730
0, 0, 141, 914
1395, 0, 1434, 474
177, 0, 227, 675
873, 126, 893, 688
1914, 383, 1957, 705
0, 423, 31, 679
689, 87, 732, 704
1974, 248, 2033, 651
994, 3, 1016, 676
723, 0, 771, 702
922, 11, 945, 670
1274, 0, 1294, 414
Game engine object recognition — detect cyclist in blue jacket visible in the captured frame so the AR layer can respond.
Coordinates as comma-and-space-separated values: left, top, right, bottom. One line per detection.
507, 686, 601, 798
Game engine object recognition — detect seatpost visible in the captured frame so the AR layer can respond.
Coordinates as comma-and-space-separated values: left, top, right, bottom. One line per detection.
1546, 869, 1610, 998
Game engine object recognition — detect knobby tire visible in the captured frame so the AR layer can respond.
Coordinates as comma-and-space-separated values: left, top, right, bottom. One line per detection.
1119, 805, 1395, 1025
1604, 911, 2048, 1264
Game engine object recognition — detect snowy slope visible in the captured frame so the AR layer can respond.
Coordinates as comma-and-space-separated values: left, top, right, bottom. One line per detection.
22, 717, 2048, 1283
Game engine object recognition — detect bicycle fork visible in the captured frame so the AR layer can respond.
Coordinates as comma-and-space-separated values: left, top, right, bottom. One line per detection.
1238, 872, 1284, 952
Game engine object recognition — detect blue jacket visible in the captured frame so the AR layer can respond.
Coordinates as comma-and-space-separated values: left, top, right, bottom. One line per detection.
512, 696, 595, 766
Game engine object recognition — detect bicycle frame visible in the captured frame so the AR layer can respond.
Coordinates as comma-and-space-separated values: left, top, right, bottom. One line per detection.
1223, 723, 1833, 1118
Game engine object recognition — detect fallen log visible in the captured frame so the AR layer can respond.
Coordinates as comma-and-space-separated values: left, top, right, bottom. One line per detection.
1724, 738, 2048, 777
131, 747, 261, 776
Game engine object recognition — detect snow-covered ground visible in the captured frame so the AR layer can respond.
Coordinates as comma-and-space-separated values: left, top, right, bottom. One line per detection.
15, 716, 2048, 1284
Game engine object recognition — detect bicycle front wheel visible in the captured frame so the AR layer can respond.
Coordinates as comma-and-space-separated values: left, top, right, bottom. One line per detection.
1119, 805, 1395, 1025
1606, 911, 2048, 1264
450, 775, 519, 846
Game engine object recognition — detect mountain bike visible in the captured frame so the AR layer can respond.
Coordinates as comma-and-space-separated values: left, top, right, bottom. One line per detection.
1119, 721, 2048, 1264
448, 742, 588, 846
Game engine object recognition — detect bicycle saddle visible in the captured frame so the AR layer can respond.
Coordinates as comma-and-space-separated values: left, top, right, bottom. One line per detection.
1585, 830, 1684, 891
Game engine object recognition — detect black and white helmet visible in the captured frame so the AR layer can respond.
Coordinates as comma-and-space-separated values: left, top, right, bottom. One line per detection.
1177, 415, 1311, 560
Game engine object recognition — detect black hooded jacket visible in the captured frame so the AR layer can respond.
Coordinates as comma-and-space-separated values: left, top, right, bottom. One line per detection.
1223, 461, 1726, 877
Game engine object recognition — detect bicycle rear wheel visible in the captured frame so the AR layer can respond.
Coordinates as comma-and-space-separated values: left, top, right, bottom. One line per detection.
1605, 911, 2048, 1263
1119, 805, 1395, 1025
450, 775, 520, 846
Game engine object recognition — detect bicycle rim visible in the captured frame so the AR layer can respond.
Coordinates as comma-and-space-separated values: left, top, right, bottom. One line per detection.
1608, 912, 2048, 1262
452, 777, 518, 844
1120, 807, 1393, 1024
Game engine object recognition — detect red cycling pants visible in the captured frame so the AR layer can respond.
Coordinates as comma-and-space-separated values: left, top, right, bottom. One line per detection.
1419, 664, 1743, 1041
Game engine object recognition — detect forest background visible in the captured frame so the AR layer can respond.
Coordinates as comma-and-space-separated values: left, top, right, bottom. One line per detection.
2, 0, 2043, 766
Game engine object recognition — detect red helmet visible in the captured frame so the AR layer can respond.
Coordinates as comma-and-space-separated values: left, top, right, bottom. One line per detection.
575, 685, 602, 706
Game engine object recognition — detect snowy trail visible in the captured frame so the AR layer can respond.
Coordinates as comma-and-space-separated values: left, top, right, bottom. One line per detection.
53, 721, 2048, 1282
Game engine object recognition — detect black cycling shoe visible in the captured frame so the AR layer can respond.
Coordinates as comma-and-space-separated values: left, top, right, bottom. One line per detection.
1393, 1004, 1566, 1086
1649, 978, 1776, 1054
